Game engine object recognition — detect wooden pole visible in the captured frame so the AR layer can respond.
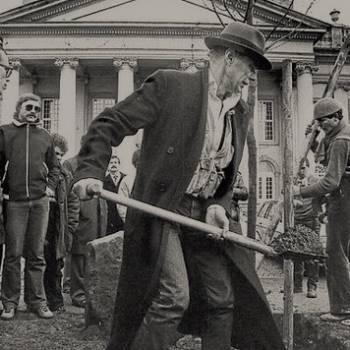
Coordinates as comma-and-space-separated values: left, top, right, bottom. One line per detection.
282, 59, 294, 350
246, 0, 257, 265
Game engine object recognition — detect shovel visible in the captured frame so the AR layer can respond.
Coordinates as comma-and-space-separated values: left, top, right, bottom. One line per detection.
97, 189, 325, 260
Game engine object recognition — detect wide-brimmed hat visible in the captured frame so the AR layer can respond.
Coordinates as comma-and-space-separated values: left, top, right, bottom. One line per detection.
205, 22, 272, 71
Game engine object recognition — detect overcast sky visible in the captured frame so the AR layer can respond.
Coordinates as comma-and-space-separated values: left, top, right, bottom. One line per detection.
0, 0, 349, 24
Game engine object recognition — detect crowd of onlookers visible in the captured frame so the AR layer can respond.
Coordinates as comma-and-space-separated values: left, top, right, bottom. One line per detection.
0, 92, 135, 320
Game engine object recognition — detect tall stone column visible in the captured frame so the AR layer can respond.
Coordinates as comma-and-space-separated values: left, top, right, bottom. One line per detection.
55, 57, 79, 158
113, 57, 138, 178
295, 62, 318, 163
1, 58, 21, 124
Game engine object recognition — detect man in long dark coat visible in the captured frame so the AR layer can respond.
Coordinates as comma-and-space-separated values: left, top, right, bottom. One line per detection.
74, 22, 285, 350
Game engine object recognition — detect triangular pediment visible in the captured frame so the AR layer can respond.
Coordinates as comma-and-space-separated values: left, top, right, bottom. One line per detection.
0, 0, 330, 30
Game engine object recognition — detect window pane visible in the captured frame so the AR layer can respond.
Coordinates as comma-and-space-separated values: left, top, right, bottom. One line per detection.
258, 177, 263, 199
258, 100, 274, 142
266, 177, 273, 199
92, 98, 115, 119
42, 98, 59, 133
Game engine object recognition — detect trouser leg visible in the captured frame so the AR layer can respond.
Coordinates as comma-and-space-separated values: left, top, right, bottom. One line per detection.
63, 254, 71, 292
70, 253, 86, 305
130, 226, 189, 350
306, 260, 319, 290
24, 197, 49, 308
1, 201, 29, 307
185, 243, 234, 350
44, 242, 64, 309
326, 215, 350, 314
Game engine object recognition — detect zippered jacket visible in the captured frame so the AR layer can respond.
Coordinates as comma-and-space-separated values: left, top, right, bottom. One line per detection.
0, 121, 60, 201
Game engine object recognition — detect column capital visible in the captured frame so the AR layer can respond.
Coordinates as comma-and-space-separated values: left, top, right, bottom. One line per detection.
295, 61, 318, 76
54, 57, 79, 69
179, 58, 208, 71
113, 57, 137, 70
9, 57, 22, 70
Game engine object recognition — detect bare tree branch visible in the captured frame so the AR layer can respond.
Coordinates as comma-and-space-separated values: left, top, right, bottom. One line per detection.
266, 0, 319, 51
223, 0, 236, 21
211, 0, 226, 27
265, 0, 294, 42
244, 0, 255, 23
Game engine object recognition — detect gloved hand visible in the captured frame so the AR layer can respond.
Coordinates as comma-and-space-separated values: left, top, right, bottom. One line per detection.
293, 199, 303, 208
45, 187, 55, 198
305, 122, 320, 137
293, 185, 301, 197
73, 178, 103, 200
205, 204, 229, 230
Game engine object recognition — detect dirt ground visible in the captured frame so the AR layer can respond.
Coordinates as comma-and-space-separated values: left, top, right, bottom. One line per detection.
0, 296, 107, 350
0, 273, 333, 350
1, 255, 348, 350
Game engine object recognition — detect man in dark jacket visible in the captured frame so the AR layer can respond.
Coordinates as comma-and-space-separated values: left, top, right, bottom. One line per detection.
294, 97, 350, 324
64, 155, 107, 308
0, 93, 60, 320
104, 154, 129, 234
43, 133, 79, 312
74, 22, 285, 350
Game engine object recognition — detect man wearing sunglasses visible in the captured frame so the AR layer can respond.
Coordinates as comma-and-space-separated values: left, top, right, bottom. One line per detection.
0, 93, 60, 320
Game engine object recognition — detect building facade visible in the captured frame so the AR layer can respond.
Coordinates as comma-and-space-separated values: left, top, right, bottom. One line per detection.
0, 0, 349, 204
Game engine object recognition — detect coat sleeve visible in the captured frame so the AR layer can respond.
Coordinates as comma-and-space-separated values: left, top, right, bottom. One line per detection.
67, 187, 80, 236
116, 176, 131, 223
74, 70, 168, 182
46, 138, 61, 190
301, 139, 350, 198
0, 128, 6, 183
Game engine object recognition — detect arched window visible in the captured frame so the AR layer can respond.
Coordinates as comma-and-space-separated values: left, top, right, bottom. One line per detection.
258, 161, 275, 200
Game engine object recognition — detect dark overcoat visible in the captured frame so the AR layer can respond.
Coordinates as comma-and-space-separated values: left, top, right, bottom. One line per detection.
75, 69, 285, 350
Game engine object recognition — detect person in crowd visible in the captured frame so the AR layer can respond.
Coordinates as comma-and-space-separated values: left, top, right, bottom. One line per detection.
103, 154, 130, 234
43, 133, 79, 313
0, 93, 60, 320
293, 160, 321, 298
0, 37, 12, 99
0, 37, 10, 293
294, 97, 350, 324
228, 171, 248, 235
73, 22, 285, 350
64, 151, 107, 308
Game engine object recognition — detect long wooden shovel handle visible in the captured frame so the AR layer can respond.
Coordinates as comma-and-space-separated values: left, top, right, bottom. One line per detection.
99, 189, 278, 257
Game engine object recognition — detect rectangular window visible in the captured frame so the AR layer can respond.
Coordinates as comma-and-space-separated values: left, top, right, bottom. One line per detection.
258, 100, 274, 142
266, 177, 273, 199
42, 98, 59, 133
258, 174, 275, 200
258, 177, 263, 199
92, 98, 115, 119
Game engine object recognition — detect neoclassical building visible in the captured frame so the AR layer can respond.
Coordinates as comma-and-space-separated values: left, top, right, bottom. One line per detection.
0, 0, 349, 204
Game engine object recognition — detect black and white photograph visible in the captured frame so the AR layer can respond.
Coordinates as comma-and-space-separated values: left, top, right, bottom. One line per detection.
0, 0, 350, 349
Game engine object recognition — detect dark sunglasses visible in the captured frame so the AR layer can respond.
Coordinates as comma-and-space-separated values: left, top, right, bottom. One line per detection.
317, 116, 333, 124
24, 104, 41, 113
0, 63, 13, 78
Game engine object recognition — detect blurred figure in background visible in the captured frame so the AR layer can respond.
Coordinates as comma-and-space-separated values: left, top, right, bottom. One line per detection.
103, 154, 130, 235
64, 150, 107, 308
43, 133, 79, 312
294, 160, 321, 298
